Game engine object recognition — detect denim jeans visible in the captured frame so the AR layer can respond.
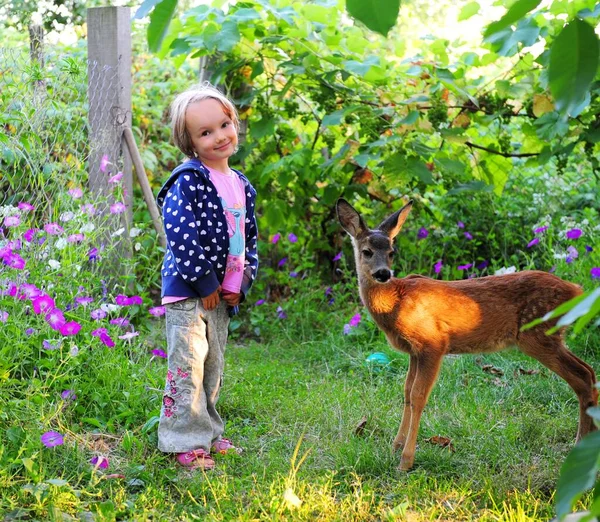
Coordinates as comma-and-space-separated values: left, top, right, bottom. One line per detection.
157, 298, 230, 453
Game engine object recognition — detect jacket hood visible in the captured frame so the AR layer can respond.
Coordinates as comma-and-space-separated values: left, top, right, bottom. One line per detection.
156, 158, 208, 210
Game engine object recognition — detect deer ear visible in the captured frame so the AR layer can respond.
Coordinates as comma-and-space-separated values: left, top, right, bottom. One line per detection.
379, 201, 413, 239
336, 199, 368, 238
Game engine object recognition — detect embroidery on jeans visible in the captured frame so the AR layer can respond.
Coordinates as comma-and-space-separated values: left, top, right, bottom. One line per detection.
162, 367, 190, 418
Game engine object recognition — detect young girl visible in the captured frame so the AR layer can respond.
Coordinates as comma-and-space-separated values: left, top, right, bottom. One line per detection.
156, 83, 258, 470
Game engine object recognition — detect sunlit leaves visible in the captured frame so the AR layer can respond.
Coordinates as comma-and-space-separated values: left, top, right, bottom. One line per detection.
483, 0, 541, 39
346, 0, 401, 36
549, 18, 599, 117
146, 0, 178, 53
458, 2, 480, 21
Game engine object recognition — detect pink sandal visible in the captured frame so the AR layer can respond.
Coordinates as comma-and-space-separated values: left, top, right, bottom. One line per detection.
176, 448, 215, 470
211, 438, 242, 455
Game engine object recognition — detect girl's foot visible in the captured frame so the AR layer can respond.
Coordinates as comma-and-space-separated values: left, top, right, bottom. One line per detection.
176, 448, 215, 470
211, 438, 242, 455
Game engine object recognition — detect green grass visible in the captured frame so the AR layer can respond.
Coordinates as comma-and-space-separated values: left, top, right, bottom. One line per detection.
1, 315, 597, 521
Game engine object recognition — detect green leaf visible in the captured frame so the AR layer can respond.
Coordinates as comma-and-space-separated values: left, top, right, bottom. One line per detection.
216, 20, 241, 53
558, 288, 600, 328
134, 0, 164, 19
458, 2, 480, 21
484, 0, 541, 39
346, 0, 401, 37
556, 431, 600, 518
46, 478, 68, 486
250, 116, 276, 140
534, 111, 569, 140
521, 292, 588, 331
447, 181, 495, 195
147, 0, 178, 53
485, 17, 540, 57
549, 18, 600, 117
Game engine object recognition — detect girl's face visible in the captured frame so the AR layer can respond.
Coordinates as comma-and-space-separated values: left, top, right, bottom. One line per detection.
186, 98, 238, 170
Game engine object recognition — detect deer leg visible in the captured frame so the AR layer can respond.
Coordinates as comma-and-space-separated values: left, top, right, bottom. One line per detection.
393, 354, 418, 452
399, 352, 443, 471
519, 332, 597, 441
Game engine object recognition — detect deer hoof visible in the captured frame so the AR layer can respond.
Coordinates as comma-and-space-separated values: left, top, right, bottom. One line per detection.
392, 439, 405, 452
398, 455, 414, 471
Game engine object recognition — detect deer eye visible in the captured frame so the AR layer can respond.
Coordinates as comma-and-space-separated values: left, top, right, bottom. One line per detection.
362, 249, 373, 258
388, 251, 394, 259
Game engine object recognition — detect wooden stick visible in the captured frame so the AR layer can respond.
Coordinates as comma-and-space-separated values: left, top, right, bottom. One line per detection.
122, 126, 166, 248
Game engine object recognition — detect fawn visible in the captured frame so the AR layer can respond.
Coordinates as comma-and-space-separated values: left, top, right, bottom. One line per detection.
336, 198, 598, 471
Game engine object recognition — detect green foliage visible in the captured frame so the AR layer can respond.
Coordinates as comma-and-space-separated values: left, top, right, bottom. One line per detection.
346, 0, 401, 36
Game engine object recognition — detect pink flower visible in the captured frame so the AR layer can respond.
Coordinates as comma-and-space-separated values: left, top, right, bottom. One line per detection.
458, 263, 473, 270
81, 204, 96, 216
90, 456, 109, 469
44, 223, 64, 235
19, 283, 42, 300
45, 308, 66, 331
115, 294, 142, 306
75, 296, 94, 307
149, 306, 166, 317
0, 311, 8, 323
18, 202, 35, 211
41, 431, 64, 448
535, 225, 548, 234
33, 295, 56, 314
527, 238, 539, 248
434, 260, 443, 274
118, 331, 139, 340
109, 172, 123, 183
3, 252, 26, 269
90, 308, 106, 320
68, 233, 84, 243
23, 228, 38, 242
60, 321, 82, 336
68, 188, 83, 199
349, 313, 361, 327
110, 202, 126, 214
110, 317, 130, 327
4, 215, 20, 227
152, 348, 167, 358
100, 155, 110, 173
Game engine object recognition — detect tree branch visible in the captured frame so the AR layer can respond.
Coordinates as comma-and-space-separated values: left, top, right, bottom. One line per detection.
465, 141, 539, 158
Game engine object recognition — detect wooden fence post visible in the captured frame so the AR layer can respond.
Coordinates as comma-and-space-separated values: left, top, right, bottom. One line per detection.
87, 6, 133, 231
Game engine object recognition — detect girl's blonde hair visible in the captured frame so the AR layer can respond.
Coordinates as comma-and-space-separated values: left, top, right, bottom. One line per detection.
170, 82, 239, 158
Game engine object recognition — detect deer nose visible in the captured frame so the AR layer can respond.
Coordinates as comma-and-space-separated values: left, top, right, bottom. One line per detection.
373, 269, 391, 283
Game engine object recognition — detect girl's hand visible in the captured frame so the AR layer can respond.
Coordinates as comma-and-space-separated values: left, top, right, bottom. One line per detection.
202, 287, 221, 311
221, 290, 241, 306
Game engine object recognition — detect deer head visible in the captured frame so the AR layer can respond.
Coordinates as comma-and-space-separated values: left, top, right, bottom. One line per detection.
336, 198, 413, 284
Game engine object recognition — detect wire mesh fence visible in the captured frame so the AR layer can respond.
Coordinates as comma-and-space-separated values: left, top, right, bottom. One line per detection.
0, 45, 126, 218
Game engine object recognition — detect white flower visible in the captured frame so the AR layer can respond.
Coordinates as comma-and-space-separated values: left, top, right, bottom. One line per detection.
80, 223, 95, 233
54, 238, 68, 250
112, 227, 125, 237
553, 253, 567, 259
60, 211, 75, 222
73, 265, 81, 273
48, 259, 61, 270
70, 345, 79, 357
129, 227, 142, 238
100, 303, 120, 313
135, 242, 141, 251
494, 266, 516, 276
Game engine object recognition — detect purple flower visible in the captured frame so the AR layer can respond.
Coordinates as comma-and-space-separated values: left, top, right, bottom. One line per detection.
255, 299, 265, 306
464, 232, 473, 240
0, 311, 8, 323
18, 202, 35, 211
149, 306, 166, 317
277, 306, 287, 319
20, 283, 42, 300
434, 260, 443, 274
33, 295, 56, 315
109, 172, 123, 183
68, 187, 83, 199
477, 260, 489, 270
349, 313, 361, 327
45, 308, 66, 331
278, 257, 288, 268
41, 431, 64, 448
61, 390, 76, 400
566, 256, 573, 264
115, 294, 142, 306
343, 324, 352, 335
75, 296, 94, 307
110, 317, 130, 327
3, 252, 26, 269
527, 238, 540, 248
60, 321, 82, 336
81, 204, 96, 216
23, 228, 37, 242
586, 245, 594, 253
535, 225, 548, 234
290, 271, 298, 278
457, 221, 465, 229
43, 340, 61, 350
90, 456, 109, 469
44, 223, 64, 235
100, 154, 110, 173
567, 246, 579, 260
90, 308, 106, 320
271, 233, 281, 244
4, 215, 20, 227
591, 267, 600, 279
458, 263, 473, 270
152, 348, 167, 358
566, 228, 582, 240
100, 333, 115, 348
25, 328, 36, 336
288, 233, 298, 243
417, 227, 428, 240
88, 248, 99, 261
110, 202, 126, 214
68, 233, 84, 243
325, 287, 332, 296
333, 252, 342, 262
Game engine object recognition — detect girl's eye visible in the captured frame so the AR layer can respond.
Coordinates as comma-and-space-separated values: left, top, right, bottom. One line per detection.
362, 250, 373, 258
222, 122, 230, 128
201, 130, 210, 137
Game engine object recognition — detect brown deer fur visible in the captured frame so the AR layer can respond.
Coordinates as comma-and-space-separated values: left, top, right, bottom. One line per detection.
336, 198, 597, 471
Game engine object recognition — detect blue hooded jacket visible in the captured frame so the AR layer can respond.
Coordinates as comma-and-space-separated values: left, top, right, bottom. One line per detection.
156, 158, 258, 311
